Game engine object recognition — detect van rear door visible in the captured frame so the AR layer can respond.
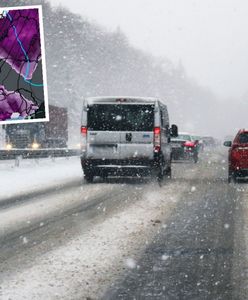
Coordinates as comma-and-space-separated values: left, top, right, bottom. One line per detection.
87, 104, 121, 160
118, 104, 154, 160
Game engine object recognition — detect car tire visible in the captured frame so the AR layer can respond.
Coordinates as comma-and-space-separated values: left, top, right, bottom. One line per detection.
193, 152, 198, 163
166, 165, 172, 179
228, 170, 237, 183
157, 165, 164, 181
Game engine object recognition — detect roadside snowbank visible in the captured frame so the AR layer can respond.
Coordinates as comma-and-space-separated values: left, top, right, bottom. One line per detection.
0, 157, 82, 202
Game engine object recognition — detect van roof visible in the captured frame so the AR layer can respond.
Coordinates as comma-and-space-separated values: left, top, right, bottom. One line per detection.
85, 96, 160, 105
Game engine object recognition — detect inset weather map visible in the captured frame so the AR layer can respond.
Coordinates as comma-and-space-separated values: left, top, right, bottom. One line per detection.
0, 5, 48, 124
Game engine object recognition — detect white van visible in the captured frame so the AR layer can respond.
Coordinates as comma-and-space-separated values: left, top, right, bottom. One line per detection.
80, 97, 178, 182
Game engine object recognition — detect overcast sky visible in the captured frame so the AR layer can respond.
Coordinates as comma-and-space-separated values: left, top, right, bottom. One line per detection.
50, 0, 248, 98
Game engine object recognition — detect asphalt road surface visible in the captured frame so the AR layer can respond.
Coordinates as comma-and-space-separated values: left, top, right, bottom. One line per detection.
0, 149, 247, 299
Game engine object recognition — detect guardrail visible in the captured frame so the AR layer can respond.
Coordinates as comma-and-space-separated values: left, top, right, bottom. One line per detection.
0, 148, 80, 160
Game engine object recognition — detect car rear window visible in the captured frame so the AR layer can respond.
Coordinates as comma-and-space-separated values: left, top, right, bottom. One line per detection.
176, 134, 191, 141
88, 104, 154, 131
239, 133, 248, 143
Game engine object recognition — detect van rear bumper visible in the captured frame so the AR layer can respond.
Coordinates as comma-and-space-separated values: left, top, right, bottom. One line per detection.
81, 158, 165, 175
81, 158, 159, 168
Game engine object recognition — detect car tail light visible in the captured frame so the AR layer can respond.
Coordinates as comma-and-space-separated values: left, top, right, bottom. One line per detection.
231, 150, 241, 161
154, 127, 161, 152
183, 141, 195, 147
231, 144, 243, 160
232, 144, 244, 152
233, 145, 248, 150
81, 126, 88, 136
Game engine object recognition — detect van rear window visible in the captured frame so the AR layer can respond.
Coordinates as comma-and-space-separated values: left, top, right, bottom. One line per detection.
239, 133, 248, 143
88, 104, 154, 131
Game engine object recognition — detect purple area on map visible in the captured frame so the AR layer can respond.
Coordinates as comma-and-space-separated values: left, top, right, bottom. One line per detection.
0, 85, 38, 120
0, 8, 41, 80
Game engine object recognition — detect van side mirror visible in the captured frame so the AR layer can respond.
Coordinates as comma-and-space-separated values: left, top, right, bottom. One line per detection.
170, 124, 178, 137
223, 141, 232, 147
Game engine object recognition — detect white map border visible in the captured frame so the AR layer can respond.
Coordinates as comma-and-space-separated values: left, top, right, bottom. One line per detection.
0, 5, 49, 125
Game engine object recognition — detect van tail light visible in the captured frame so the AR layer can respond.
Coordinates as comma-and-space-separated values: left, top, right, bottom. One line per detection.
80, 127, 87, 151
81, 126, 88, 136
154, 127, 161, 152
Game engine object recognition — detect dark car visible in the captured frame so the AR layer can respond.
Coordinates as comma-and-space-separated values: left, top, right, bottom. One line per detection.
224, 129, 248, 182
171, 132, 199, 163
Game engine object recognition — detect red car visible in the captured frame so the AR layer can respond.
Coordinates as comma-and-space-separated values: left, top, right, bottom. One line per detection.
171, 133, 199, 163
224, 129, 248, 182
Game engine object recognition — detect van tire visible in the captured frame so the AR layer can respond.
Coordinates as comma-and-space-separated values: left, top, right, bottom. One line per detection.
84, 174, 94, 183
157, 160, 165, 182
83, 168, 94, 183
101, 174, 108, 180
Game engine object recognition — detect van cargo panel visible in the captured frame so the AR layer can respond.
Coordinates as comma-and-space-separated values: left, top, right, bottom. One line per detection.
119, 131, 154, 160
86, 131, 120, 159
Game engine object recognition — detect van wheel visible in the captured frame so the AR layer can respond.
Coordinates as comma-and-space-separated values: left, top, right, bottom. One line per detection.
83, 168, 94, 183
84, 174, 94, 183
157, 163, 165, 182
101, 174, 108, 181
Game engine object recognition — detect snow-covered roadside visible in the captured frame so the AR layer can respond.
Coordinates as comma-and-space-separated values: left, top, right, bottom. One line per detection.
0, 180, 188, 300
0, 157, 82, 203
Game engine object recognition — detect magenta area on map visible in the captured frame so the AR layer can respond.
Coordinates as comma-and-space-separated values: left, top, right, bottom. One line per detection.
0, 85, 38, 121
0, 8, 41, 80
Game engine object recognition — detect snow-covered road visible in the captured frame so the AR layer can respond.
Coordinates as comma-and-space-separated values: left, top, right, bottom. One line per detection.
0, 150, 248, 299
